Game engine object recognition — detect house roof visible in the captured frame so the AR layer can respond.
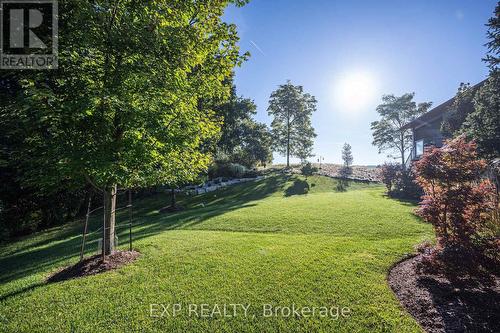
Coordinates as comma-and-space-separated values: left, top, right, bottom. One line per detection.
402, 97, 455, 130
402, 79, 487, 130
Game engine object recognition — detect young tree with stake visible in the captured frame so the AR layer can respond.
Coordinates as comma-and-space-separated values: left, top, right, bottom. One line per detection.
4, 0, 248, 257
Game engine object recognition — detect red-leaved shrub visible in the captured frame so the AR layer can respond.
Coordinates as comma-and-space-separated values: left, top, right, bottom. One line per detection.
379, 162, 422, 199
379, 162, 400, 192
413, 137, 498, 252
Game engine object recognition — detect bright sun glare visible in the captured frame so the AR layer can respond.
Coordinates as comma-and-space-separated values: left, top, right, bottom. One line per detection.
334, 72, 378, 113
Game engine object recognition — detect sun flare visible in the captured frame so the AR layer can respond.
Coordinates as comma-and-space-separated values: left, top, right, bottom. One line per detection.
334, 71, 378, 113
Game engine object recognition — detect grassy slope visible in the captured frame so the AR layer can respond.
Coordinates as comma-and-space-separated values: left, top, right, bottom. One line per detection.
0, 175, 432, 332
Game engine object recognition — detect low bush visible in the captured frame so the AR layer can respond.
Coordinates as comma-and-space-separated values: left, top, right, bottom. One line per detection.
208, 161, 248, 179
300, 162, 318, 178
242, 169, 259, 178
379, 163, 400, 192
393, 170, 422, 200
378, 163, 422, 200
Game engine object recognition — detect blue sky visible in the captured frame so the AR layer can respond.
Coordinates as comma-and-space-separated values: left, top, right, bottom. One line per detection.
223, 0, 496, 165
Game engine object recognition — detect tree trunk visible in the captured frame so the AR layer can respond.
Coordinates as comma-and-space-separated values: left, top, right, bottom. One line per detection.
103, 184, 117, 256
286, 113, 290, 168
171, 188, 176, 208
286, 143, 290, 167
400, 132, 406, 170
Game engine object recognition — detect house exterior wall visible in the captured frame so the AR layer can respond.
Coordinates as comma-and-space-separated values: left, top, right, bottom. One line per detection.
411, 116, 447, 159
406, 79, 485, 163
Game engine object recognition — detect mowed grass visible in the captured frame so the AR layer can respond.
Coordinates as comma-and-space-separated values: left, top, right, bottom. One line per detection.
0, 174, 432, 332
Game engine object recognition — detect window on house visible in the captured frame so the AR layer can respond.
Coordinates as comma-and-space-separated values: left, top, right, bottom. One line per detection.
415, 139, 424, 157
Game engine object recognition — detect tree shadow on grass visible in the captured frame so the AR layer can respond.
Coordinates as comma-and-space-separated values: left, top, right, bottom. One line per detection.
0, 174, 288, 301
284, 177, 310, 197
126, 174, 289, 243
0, 282, 47, 302
381, 193, 420, 207
383, 192, 420, 207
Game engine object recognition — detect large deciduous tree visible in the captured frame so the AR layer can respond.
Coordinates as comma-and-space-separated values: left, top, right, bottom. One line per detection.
1, 1, 247, 255
215, 84, 272, 168
231, 120, 273, 167
267, 81, 317, 167
371, 93, 431, 168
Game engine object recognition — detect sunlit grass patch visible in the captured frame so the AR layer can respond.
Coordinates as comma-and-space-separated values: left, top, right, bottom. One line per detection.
0, 175, 431, 332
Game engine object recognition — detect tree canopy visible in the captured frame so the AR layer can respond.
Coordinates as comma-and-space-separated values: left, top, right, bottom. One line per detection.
484, 2, 500, 71
267, 81, 317, 167
459, 3, 500, 159
0, 0, 247, 249
342, 143, 353, 167
441, 83, 476, 137
371, 93, 431, 167
460, 75, 500, 159
215, 84, 272, 168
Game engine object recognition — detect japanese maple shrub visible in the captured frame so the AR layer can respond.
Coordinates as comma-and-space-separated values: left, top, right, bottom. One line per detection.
413, 137, 498, 254
379, 162, 400, 192
379, 162, 421, 199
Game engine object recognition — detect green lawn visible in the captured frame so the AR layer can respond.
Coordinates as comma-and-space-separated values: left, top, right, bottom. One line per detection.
0, 174, 432, 332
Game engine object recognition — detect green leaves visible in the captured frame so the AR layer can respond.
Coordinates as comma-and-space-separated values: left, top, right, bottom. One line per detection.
460, 75, 500, 158
267, 81, 317, 165
371, 93, 431, 165
484, 2, 500, 71
213, 83, 272, 168
342, 143, 353, 167
9, 0, 246, 190
0, 1, 248, 237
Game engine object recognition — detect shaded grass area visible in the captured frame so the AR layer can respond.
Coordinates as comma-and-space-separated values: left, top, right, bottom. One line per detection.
0, 174, 432, 332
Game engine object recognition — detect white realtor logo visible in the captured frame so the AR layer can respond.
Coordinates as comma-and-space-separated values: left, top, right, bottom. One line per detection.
0, 0, 58, 69
9, 8, 47, 49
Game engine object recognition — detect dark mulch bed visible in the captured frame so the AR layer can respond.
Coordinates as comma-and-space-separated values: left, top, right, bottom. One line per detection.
47, 250, 140, 283
389, 254, 500, 333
